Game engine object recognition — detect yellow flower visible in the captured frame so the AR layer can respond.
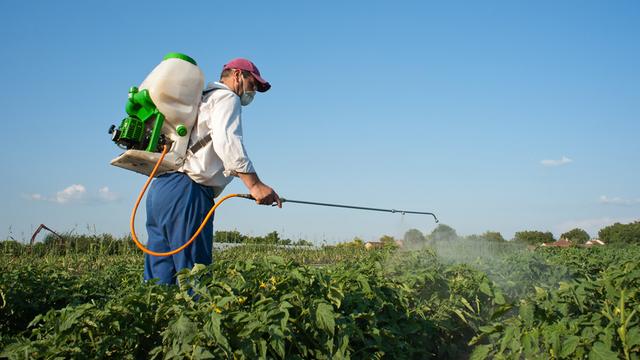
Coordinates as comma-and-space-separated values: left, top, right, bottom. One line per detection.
212, 305, 222, 314
259, 281, 268, 289
269, 276, 277, 285
237, 296, 247, 305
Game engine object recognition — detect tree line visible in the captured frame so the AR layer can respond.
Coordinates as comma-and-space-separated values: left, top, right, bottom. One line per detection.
213, 230, 314, 247
396, 220, 640, 247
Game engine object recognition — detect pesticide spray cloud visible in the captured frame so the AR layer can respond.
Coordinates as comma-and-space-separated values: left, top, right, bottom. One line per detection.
391, 225, 574, 300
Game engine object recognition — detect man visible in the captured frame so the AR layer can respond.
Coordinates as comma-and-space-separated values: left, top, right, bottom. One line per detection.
143, 58, 281, 285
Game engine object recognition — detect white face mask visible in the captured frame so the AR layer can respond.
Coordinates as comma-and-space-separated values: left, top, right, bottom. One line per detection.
240, 91, 255, 106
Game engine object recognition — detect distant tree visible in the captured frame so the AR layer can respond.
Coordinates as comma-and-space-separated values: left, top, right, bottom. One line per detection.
403, 229, 426, 247
464, 231, 504, 242
513, 231, 554, 245
482, 231, 506, 242
293, 239, 314, 247
464, 234, 482, 241
560, 228, 590, 244
352, 237, 364, 247
264, 231, 280, 244
598, 221, 640, 245
215, 230, 247, 243
379, 235, 399, 248
430, 224, 458, 242
336, 237, 365, 249
233, 231, 294, 245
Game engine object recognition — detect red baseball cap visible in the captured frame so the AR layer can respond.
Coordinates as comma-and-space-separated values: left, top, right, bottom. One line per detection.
223, 58, 271, 92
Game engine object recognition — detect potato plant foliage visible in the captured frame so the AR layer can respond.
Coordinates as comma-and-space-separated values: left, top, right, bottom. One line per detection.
1, 239, 640, 359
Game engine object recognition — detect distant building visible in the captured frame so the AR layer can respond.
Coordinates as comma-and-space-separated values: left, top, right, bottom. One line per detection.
364, 241, 384, 250
540, 238, 573, 248
539, 238, 606, 248
583, 239, 605, 247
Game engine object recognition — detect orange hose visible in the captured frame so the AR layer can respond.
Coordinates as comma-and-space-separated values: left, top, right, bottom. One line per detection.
129, 145, 241, 257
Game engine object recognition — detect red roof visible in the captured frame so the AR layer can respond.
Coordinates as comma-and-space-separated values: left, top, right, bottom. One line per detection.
541, 238, 573, 247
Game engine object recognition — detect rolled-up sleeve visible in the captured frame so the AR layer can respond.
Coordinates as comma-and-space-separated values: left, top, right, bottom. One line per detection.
208, 92, 255, 177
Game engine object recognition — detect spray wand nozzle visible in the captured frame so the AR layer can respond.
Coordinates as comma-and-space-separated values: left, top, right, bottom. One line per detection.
236, 194, 439, 223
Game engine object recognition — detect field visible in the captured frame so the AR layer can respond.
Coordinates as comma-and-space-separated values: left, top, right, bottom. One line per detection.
1, 236, 640, 359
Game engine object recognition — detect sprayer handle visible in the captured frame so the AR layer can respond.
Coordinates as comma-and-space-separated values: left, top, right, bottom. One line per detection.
237, 193, 286, 206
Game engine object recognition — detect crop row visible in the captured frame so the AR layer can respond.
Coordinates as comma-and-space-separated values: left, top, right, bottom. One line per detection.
1, 242, 639, 359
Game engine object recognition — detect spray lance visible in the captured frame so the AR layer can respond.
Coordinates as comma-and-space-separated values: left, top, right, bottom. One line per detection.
235, 194, 438, 222
130, 146, 439, 257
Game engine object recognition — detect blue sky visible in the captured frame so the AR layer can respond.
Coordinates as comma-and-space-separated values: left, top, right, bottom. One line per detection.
1, 0, 638, 244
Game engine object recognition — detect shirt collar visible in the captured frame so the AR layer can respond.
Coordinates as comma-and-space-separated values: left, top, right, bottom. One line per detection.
204, 81, 231, 92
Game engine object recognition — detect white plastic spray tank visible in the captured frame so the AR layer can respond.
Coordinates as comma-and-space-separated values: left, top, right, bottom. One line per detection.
109, 53, 205, 175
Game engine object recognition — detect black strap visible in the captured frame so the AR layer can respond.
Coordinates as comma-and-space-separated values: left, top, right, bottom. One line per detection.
188, 133, 212, 154
187, 87, 218, 155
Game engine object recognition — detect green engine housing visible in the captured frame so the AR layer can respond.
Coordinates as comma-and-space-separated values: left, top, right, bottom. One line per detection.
109, 86, 166, 152
116, 116, 145, 145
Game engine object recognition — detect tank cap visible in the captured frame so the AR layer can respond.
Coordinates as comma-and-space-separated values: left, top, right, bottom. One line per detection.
176, 124, 188, 137
163, 52, 197, 66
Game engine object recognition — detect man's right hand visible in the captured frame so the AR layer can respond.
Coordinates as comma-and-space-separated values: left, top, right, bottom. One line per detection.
249, 182, 282, 208
237, 172, 282, 208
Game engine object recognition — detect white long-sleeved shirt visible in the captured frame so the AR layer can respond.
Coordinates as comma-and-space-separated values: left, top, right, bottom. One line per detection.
179, 82, 255, 197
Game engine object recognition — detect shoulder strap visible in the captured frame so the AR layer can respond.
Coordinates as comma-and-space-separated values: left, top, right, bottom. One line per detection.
188, 87, 220, 155
188, 133, 212, 154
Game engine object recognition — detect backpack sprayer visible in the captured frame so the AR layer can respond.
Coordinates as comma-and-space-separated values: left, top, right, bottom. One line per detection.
109, 53, 439, 257
108, 53, 204, 176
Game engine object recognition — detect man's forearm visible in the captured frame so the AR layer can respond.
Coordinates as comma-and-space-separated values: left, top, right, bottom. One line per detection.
237, 172, 261, 190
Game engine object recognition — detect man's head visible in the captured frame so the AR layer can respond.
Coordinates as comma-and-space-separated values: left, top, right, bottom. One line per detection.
220, 58, 270, 106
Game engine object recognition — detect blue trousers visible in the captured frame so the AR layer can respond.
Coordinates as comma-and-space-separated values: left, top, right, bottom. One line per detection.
143, 172, 216, 285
